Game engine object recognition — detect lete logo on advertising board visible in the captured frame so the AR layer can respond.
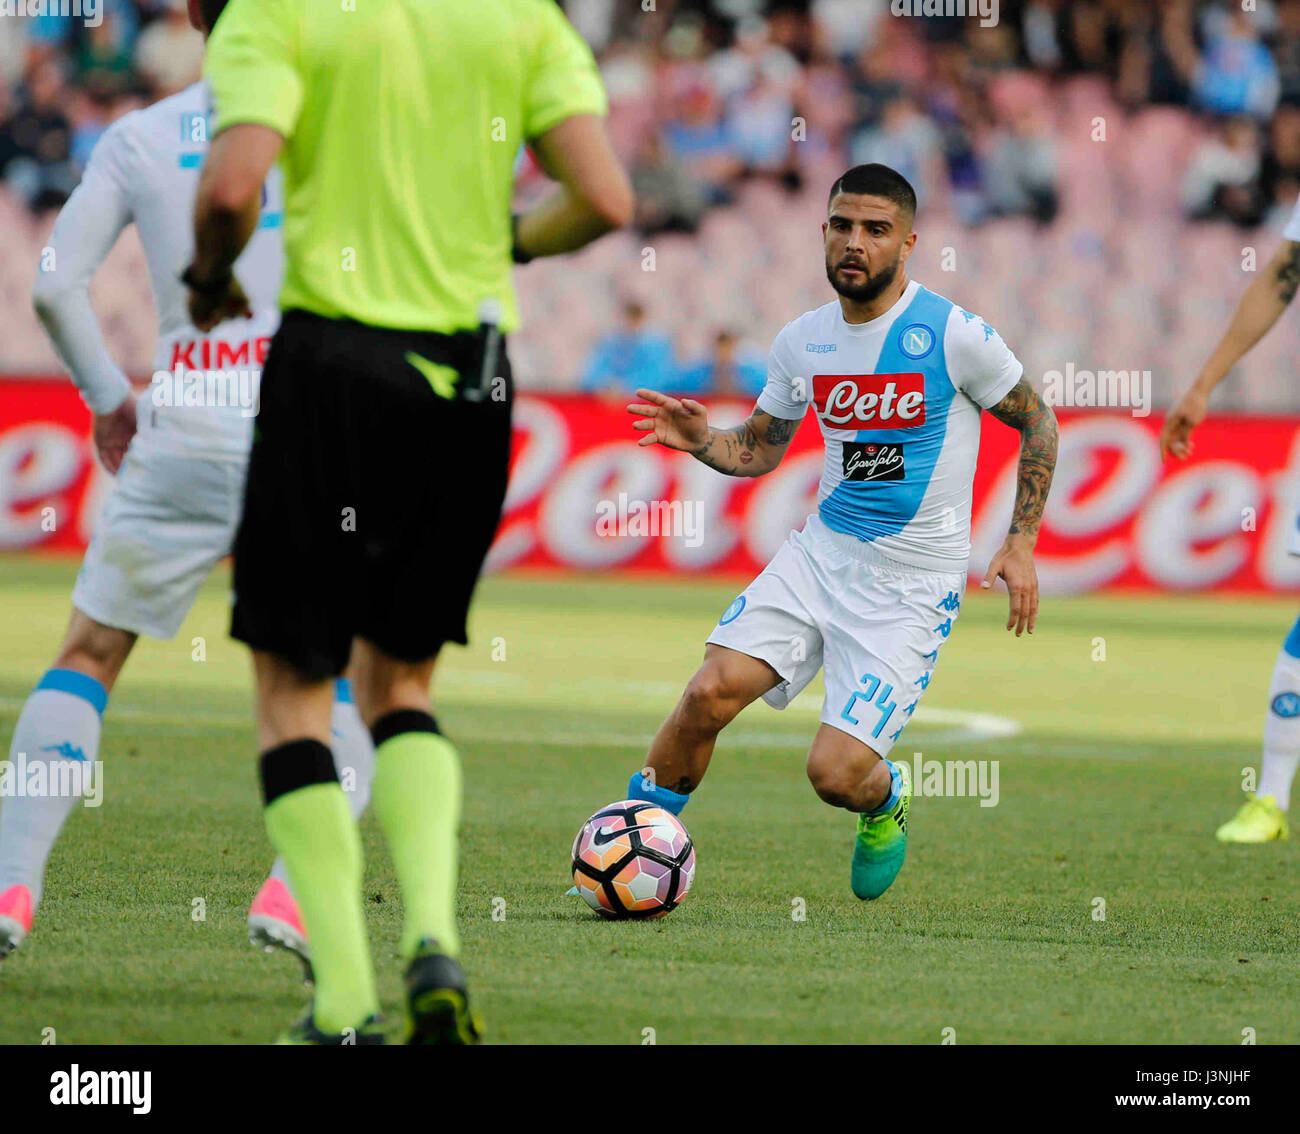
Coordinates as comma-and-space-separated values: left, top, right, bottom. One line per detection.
3, 377, 1300, 593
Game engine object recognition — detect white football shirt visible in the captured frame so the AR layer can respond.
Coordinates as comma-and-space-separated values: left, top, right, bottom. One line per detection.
758, 279, 1022, 572
32, 81, 284, 459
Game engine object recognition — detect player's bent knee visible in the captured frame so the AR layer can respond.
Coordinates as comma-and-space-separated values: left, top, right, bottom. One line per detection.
806, 761, 857, 809
806, 728, 885, 810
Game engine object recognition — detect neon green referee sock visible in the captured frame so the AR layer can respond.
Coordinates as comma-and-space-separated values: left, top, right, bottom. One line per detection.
260, 740, 378, 1034
369, 711, 462, 959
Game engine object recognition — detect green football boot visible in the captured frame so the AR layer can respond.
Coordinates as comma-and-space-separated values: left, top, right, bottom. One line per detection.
851, 760, 912, 900
276, 1012, 386, 1045
1215, 794, 1289, 844
404, 938, 482, 1045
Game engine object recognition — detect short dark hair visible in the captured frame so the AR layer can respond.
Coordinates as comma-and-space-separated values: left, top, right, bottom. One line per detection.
827, 164, 917, 224
199, 0, 231, 33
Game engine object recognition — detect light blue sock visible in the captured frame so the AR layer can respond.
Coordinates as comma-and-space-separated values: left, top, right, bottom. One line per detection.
864, 759, 902, 817
626, 770, 689, 815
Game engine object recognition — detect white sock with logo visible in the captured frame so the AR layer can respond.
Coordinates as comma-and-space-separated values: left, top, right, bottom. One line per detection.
0, 669, 107, 910
269, 683, 374, 887
1259, 645, 1300, 811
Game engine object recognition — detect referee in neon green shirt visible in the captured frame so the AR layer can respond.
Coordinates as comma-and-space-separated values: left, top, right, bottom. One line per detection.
184, 0, 631, 1044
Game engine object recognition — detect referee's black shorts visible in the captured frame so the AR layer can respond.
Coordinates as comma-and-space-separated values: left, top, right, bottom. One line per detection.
231, 309, 513, 679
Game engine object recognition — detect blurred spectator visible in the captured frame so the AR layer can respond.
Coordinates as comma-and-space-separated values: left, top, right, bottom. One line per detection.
1115, 0, 1198, 108
133, 0, 204, 98
675, 331, 767, 397
581, 302, 676, 395
0, 18, 27, 89
1182, 115, 1267, 225
851, 94, 946, 209
0, 60, 76, 212
663, 79, 745, 206
925, 42, 991, 225
75, 4, 141, 98
1275, 0, 1300, 104
631, 132, 710, 235
982, 79, 1060, 223
721, 20, 803, 190
1260, 102, 1300, 221
1193, 5, 1281, 119
811, 0, 888, 62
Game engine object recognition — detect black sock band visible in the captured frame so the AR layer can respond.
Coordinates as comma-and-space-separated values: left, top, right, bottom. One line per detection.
371, 709, 440, 749
259, 738, 338, 806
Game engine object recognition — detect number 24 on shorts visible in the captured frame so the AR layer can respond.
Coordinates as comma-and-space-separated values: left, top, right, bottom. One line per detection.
841, 673, 897, 739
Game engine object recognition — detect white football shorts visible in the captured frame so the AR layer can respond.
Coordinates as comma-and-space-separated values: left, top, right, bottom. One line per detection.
706, 513, 966, 757
72, 435, 247, 640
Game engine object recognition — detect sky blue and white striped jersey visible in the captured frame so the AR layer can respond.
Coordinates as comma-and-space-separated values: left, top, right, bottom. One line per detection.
757, 280, 1022, 572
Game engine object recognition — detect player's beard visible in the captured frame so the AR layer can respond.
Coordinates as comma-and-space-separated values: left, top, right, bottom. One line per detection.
826, 251, 901, 304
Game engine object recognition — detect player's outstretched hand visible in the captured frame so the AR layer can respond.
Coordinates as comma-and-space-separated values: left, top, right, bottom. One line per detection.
187, 276, 252, 333
1160, 386, 1208, 460
981, 534, 1039, 636
627, 388, 710, 452
92, 395, 138, 476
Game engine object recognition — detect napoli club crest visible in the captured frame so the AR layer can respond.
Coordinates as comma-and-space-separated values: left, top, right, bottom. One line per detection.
1271, 691, 1300, 718
719, 596, 746, 625
899, 324, 934, 359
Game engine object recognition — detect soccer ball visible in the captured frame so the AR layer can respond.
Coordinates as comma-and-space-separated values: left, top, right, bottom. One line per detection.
571, 800, 696, 919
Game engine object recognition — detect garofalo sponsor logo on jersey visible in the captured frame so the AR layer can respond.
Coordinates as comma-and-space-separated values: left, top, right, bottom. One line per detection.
841, 442, 905, 482
813, 373, 927, 428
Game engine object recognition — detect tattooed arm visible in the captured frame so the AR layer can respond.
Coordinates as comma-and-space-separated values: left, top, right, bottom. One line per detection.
1161, 240, 1300, 460
627, 389, 799, 477
982, 377, 1059, 636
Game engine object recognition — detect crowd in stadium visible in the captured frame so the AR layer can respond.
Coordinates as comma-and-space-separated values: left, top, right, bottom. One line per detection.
6, 0, 1300, 407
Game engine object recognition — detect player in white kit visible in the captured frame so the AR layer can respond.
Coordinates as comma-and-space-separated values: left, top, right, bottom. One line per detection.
1162, 192, 1300, 844
0, 0, 372, 967
618, 164, 1058, 899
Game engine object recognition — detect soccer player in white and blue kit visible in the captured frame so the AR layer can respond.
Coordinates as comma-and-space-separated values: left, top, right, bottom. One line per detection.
624, 164, 1058, 898
1162, 192, 1300, 845
0, 0, 372, 965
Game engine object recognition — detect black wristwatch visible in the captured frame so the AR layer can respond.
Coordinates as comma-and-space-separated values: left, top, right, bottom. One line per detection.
510, 214, 533, 265
181, 265, 233, 296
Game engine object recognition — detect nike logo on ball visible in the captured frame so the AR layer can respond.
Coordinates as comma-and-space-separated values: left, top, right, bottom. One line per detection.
593, 823, 656, 846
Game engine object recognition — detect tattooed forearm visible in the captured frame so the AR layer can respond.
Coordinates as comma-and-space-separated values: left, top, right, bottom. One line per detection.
692, 418, 761, 474
986, 377, 1058, 538
1277, 243, 1300, 305
691, 409, 797, 477
765, 415, 797, 446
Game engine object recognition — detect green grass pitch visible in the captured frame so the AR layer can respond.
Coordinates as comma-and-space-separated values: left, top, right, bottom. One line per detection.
0, 552, 1297, 1044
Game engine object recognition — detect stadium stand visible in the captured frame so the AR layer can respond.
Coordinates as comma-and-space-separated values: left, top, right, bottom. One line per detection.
4, 0, 1300, 408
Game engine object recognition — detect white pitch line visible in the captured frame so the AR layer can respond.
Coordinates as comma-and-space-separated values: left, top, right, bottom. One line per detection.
0, 692, 1019, 746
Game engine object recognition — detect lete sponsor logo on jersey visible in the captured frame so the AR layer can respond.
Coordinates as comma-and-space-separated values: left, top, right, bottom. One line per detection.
812, 373, 926, 428
841, 441, 905, 481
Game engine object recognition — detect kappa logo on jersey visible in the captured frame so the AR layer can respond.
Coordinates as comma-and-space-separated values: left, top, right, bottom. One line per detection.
842, 441, 905, 481
812, 373, 926, 428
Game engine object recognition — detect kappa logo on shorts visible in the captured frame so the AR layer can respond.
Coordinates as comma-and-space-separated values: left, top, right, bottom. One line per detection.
719, 595, 746, 625
1271, 691, 1300, 718
842, 441, 904, 482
